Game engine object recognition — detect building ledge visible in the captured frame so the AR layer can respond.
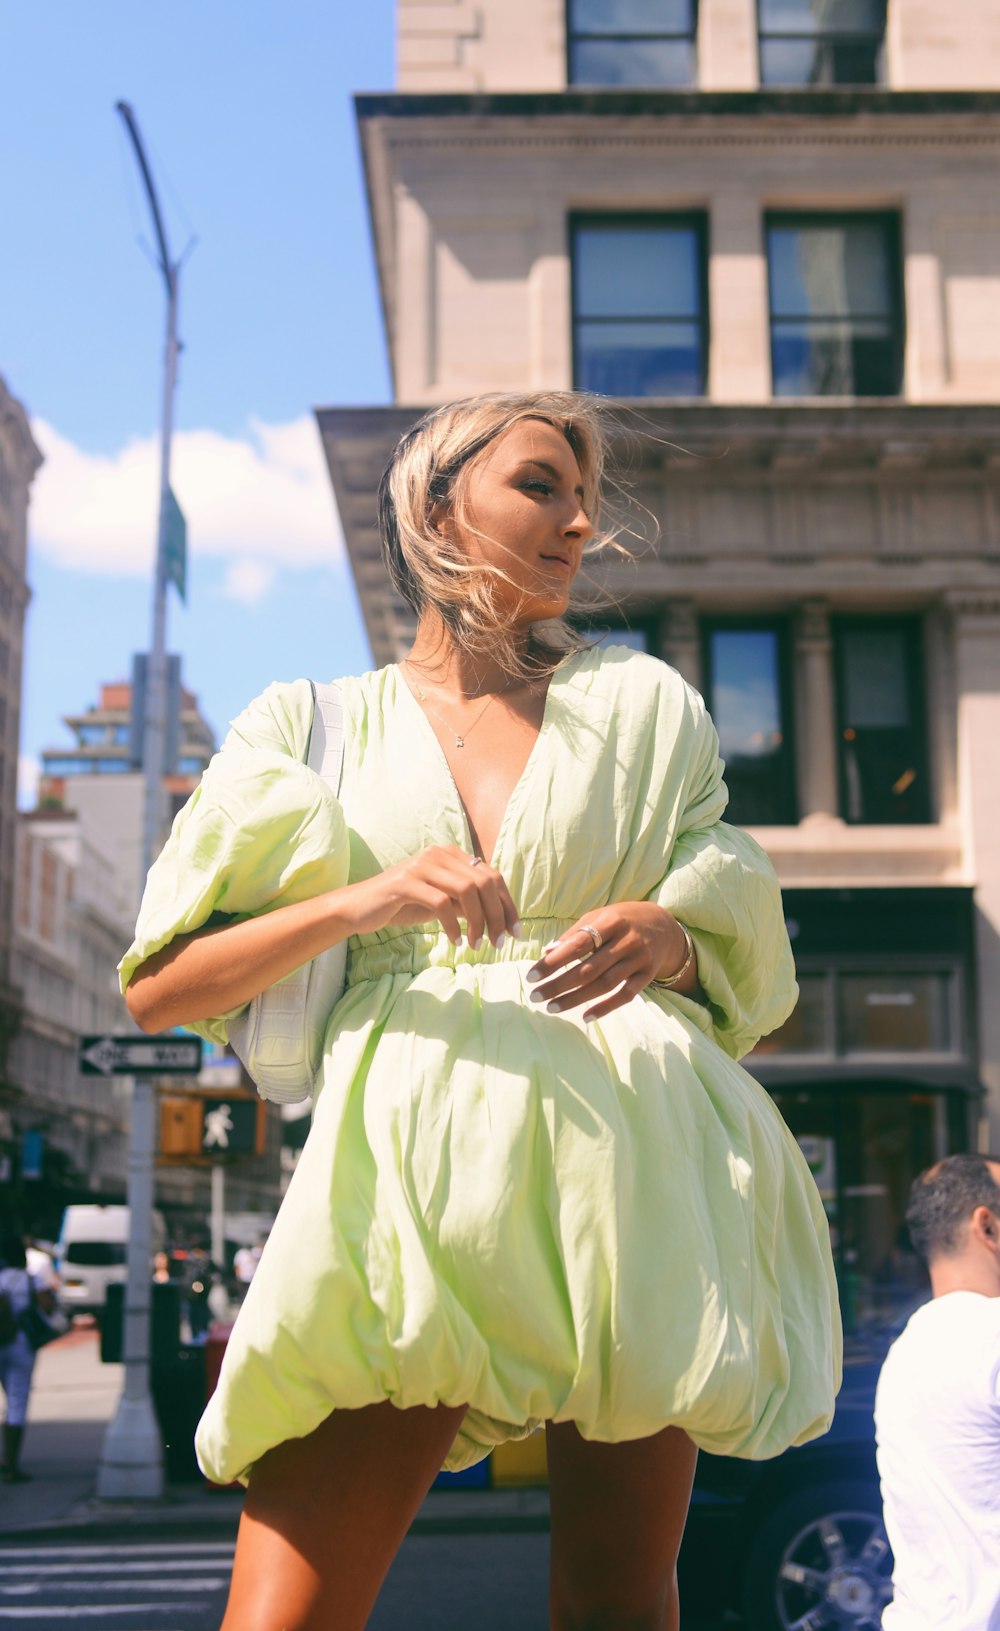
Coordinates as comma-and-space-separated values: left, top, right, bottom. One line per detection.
751, 817, 964, 887
356, 89, 1000, 122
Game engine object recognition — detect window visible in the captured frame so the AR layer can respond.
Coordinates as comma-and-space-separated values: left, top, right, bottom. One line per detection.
754, 967, 958, 1059
41, 756, 132, 777
767, 214, 903, 396
572, 215, 707, 397
758, 0, 887, 87
567, 0, 697, 86
833, 618, 930, 824
702, 620, 797, 825
839, 972, 953, 1054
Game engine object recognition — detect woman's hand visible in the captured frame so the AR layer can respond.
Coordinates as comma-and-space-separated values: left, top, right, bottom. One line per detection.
360, 845, 521, 950
525, 903, 698, 1023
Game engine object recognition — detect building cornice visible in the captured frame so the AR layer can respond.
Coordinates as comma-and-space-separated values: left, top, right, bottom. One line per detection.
317, 402, 1000, 666
356, 90, 1000, 122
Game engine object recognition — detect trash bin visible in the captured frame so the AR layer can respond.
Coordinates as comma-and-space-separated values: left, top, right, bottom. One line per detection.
100, 1279, 183, 1364
98, 1281, 207, 1482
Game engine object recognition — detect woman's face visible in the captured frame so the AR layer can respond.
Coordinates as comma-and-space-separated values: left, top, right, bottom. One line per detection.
444, 418, 594, 624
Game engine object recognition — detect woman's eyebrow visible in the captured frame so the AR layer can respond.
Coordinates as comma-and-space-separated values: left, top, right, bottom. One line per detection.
517, 458, 586, 501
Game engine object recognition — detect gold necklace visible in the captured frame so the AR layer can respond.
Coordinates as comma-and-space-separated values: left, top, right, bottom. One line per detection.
405, 663, 511, 749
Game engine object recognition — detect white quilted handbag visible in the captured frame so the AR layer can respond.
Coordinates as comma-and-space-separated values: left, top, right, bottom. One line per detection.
227, 681, 347, 1104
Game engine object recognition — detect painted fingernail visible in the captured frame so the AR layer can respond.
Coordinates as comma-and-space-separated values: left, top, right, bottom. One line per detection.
547, 1000, 563, 1015
543, 939, 563, 953
495, 932, 507, 950
526, 967, 543, 984
470, 934, 482, 951
583, 1012, 596, 1024
529, 988, 546, 1003
511, 920, 524, 939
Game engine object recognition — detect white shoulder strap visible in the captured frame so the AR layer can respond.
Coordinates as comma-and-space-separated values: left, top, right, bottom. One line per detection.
307, 680, 345, 794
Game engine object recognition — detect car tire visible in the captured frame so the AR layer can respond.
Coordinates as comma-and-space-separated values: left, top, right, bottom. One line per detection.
742, 1478, 893, 1631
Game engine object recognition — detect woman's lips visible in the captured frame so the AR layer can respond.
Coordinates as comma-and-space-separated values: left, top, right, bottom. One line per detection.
539, 554, 573, 573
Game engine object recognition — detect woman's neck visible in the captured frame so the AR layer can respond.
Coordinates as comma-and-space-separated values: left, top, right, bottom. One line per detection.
405, 616, 531, 699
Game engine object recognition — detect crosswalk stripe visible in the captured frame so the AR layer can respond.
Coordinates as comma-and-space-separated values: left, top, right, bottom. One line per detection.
0, 1607, 203, 1620
0, 1577, 229, 1595
0, 1542, 234, 1560
0, 1559, 232, 1576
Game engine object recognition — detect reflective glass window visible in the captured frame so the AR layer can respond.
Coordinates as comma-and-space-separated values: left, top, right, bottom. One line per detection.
839, 972, 952, 1054
703, 622, 796, 824
767, 214, 903, 396
834, 619, 930, 824
568, 0, 697, 86
572, 216, 706, 397
758, 0, 886, 85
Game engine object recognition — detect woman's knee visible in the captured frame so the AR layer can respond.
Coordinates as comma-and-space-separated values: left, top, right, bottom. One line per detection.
549, 1568, 679, 1631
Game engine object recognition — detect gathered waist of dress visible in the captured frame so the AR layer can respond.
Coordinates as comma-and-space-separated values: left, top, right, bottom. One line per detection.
345, 918, 579, 986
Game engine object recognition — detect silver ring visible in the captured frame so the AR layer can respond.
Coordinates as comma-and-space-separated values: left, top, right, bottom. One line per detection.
581, 924, 603, 952
469, 856, 484, 869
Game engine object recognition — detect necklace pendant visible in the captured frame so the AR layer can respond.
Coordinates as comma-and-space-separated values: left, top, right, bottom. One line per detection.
455, 736, 465, 748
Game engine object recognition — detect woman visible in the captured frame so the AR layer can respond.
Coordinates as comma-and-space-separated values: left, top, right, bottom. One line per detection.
0, 1234, 57, 1483
121, 391, 841, 1631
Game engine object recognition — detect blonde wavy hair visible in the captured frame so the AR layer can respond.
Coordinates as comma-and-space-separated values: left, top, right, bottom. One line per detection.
377, 390, 628, 683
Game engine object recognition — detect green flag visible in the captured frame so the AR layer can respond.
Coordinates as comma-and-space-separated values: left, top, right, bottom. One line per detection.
164, 487, 187, 603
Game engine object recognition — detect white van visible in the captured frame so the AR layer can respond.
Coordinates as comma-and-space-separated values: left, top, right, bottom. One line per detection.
56, 1205, 167, 1319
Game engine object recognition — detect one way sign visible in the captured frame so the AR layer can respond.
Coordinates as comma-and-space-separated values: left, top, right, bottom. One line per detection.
79, 1034, 203, 1077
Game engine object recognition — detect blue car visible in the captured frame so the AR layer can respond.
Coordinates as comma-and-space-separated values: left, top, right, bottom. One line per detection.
677, 1310, 917, 1630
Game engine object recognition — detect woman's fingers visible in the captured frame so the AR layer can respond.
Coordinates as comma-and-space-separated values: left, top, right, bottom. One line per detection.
579, 970, 651, 1023
390, 848, 520, 948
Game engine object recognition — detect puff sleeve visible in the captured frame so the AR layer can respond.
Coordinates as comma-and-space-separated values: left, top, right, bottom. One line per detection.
650, 695, 798, 1062
117, 682, 350, 1045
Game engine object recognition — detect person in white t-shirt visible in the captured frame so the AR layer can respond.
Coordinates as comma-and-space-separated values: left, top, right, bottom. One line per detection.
875, 1152, 1000, 1631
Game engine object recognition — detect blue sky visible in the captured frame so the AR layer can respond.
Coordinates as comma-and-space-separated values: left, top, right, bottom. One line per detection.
2, 1, 395, 794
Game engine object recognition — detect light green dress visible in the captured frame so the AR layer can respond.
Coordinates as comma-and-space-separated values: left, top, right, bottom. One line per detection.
120, 645, 841, 1483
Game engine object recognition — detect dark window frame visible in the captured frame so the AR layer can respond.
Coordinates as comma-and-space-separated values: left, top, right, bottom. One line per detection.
831, 614, 932, 826
701, 613, 799, 827
753, 955, 966, 1063
765, 210, 905, 399
566, 0, 699, 87
570, 211, 710, 399
757, 0, 887, 87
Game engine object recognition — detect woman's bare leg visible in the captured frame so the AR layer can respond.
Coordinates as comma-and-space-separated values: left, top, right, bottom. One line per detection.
220, 1399, 467, 1631
545, 1421, 698, 1631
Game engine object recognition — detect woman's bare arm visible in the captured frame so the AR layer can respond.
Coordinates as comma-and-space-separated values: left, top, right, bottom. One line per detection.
125, 847, 522, 1035
125, 881, 386, 1034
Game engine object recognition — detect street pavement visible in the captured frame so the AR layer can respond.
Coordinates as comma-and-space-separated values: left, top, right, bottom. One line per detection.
0, 1329, 557, 1629
0, 1330, 724, 1629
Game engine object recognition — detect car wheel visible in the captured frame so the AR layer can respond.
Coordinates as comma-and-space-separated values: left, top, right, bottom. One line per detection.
743, 1479, 893, 1631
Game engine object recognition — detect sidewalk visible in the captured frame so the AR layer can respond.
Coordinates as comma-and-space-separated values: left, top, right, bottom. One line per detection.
2, 1325, 549, 1540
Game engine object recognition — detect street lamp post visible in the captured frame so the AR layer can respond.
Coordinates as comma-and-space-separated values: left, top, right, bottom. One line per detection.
96, 101, 183, 1500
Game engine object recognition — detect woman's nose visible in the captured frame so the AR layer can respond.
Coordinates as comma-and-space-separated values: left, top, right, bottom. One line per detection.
562, 504, 593, 543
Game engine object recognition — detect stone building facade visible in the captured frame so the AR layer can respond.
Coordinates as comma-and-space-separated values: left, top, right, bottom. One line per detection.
319, 1, 1000, 1335
8, 811, 135, 1227
0, 378, 41, 1197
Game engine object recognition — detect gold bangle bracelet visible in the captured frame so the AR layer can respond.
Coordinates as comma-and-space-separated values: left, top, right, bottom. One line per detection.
650, 923, 695, 991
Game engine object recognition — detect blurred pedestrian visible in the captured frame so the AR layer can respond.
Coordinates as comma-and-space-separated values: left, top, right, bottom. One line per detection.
233, 1239, 263, 1286
875, 1153, 1000, 1629
0, 1233, 58, 1483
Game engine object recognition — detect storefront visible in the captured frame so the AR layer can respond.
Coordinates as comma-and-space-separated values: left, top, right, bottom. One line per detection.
751, 887, 980, 1342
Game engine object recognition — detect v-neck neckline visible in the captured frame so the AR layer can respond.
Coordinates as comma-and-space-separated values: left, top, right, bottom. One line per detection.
395, 652, 575, 870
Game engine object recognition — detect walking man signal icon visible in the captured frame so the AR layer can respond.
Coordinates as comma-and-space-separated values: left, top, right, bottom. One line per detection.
203, 1103, 234, 1150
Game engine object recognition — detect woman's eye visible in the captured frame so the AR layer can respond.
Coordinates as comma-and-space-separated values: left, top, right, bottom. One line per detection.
523, 480, 553, 497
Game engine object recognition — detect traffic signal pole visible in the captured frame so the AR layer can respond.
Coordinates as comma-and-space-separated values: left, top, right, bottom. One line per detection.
97, 101, 182, 1500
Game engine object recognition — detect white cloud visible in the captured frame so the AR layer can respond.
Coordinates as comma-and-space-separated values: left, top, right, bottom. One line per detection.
222, 559, 277, 605
29, 415, 344, 578
17, 754, 39, 810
